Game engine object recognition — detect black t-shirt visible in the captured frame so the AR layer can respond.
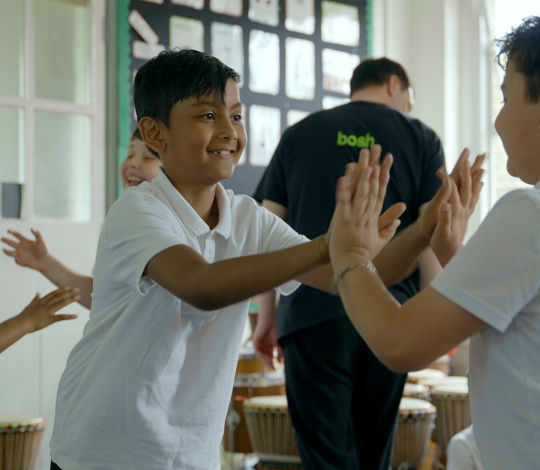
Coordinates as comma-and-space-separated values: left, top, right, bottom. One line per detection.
253, 101, 445, 339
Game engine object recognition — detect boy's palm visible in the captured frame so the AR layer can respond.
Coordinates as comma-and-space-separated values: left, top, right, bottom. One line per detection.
19, 288, 79, 333
1, 229, 48, 271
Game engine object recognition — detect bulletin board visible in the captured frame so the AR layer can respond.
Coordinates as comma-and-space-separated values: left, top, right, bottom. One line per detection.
117, 0, 372, 196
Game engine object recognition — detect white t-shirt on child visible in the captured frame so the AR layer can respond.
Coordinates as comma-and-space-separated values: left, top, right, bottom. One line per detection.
447, 426, 484, 470
50, 167, 310, 470
432, 183, 540, 470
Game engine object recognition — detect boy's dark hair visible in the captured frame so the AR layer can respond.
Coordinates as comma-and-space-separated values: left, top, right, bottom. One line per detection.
496, 16, 540, 103
134, 49, 241, 127
350, 58, 410, 96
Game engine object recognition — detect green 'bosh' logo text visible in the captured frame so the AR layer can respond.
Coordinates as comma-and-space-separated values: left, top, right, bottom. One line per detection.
337, 131, 376, 148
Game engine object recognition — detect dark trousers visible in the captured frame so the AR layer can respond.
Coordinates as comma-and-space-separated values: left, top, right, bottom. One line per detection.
50, 462, 62, 470
280, 317, 407, 470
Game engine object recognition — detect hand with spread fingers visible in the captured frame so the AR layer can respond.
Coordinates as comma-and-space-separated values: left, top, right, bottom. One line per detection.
19, 288, 80, 333
324, 145, 406, 257
0, 288, 80, 354
1, 229, 49, 272
330, 154, 403, 272
413, 149, 485, 247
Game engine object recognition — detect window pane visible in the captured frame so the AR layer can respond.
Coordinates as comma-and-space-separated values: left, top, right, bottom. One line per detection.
0, 108, 24, 215
34, 0, 92, 105
0, 0, 24, 97
34, 112, 91, 221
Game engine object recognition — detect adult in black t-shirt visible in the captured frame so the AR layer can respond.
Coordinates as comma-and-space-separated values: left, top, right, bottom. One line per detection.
253, 58, 445, 470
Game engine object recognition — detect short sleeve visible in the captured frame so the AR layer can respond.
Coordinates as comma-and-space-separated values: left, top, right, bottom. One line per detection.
417, 126, 445, 207
432, 190, 540, 333
105, 192, 186, 294
253, 129, 291, 206
258, 204, 310, 295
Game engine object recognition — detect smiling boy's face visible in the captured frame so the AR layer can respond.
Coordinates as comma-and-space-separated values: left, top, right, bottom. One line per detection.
150, 79, 247, 187
495, 60, 540, 185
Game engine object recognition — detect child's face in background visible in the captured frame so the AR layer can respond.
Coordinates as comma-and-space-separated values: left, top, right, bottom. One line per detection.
120, 139, 162, 190
159, 79, 246, 186
495, 60, 540, 185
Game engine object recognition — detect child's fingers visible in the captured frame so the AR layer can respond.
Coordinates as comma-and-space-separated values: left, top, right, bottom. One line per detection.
31, 229, 44, 245
368, 144, 382, 167
1, 238, 19, 249
449, 179, 460, 211
2, 249, 16, 258
335, 175, 353, 220
32, 293, 41, 302
378, 203, 407, 231
379, 219, 402, 244
41, 288, 79, 307
450, 148, 470, 183
50, 314, 78, 324
352, 167, 373, 218
460, 160, 472, 207
7, 230, 28, 243
48, 294, 81, 313
374, 154, 393, 217
471, 153, 485, 175
431, 172, 453, 210
433, 203, 452, 239
363, 166, 380, 224
357, 148, 370, 171
470, 179, 485, 213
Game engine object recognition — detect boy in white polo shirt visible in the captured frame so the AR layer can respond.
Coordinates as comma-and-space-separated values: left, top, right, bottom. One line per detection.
49, 49, 468, 470
328, 17, 540, 470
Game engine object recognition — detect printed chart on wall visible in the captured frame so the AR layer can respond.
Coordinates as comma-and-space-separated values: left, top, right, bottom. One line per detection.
119, 0, 371, 196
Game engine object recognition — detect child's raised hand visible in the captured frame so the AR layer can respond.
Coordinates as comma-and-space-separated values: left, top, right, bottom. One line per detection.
414, 150, 485, 243
430, 156, 484, 266
18, 288, 79, 333
330, 161, 403, 271
2, 229, 49, 272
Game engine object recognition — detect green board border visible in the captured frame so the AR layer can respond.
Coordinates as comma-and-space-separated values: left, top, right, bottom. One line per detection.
117, 0, 132, 197
116, 0, 374, 196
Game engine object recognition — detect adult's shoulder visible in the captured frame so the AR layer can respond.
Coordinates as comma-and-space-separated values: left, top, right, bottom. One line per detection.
409, 117, 442, 143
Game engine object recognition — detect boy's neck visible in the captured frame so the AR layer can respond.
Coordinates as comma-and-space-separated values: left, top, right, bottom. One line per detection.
165, 171, 220, 229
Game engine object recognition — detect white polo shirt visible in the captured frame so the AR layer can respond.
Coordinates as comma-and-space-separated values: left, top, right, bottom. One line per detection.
50, 167, 309, 470
432, 184, 540, 470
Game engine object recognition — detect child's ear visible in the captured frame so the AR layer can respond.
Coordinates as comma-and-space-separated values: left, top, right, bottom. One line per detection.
139, 118, 166, 155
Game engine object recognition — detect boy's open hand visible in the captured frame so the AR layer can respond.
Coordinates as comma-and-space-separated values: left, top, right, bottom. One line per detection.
330, 159, 403, 271
2, 229, 49, 272
414, 149, 485, 244
18, 288, 79, 333
430, 153, 484, 266
324, 146, 406, 257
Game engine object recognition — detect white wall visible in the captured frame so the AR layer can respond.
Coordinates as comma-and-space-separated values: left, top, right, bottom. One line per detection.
373, 0, 494, 229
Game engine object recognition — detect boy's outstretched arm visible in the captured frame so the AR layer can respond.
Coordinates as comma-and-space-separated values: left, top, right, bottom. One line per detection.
2, 230, 94, 309
146, 235, 330, 311
0, 288, 79, 354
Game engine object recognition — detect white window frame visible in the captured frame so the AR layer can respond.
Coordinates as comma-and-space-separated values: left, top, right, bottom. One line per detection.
0, 0, 106, 224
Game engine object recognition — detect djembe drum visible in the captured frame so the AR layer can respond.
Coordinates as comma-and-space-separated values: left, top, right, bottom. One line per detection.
407, 369, 446, 384
392, 398, 437, 470
0, 414, 46, 470
243, 395, 302, 470
430, 383, 471, 458
402, 383, 430, 401
224, 371, 286, 454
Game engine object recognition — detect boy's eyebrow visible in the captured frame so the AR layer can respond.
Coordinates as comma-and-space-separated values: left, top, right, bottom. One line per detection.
191, 101, 243, 108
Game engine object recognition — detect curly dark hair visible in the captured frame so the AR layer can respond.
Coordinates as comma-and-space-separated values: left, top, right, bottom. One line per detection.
495, 16, 540, 103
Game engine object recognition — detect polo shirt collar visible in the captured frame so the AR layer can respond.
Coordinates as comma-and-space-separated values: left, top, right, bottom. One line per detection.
155, 166, 232, 239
